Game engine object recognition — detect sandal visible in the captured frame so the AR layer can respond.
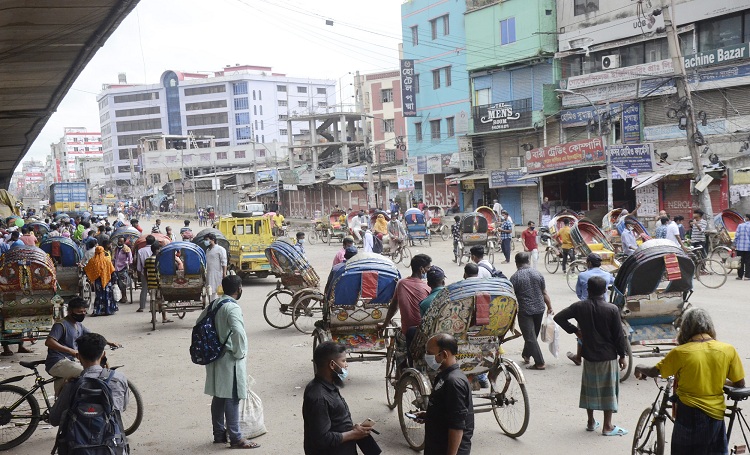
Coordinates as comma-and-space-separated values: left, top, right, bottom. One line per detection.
162, 319, 174, 323
0, 351, 13, 357
566, 351, 581, 366
230, 440, 260, 449
526, 364, 546, 370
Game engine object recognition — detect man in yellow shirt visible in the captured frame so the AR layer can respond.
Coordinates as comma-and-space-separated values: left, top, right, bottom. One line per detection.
272, 213, 285, 237
635, 308, 745, 454
555, 218, 575, 273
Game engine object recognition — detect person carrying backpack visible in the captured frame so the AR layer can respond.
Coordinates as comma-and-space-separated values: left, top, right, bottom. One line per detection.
470, 245, 507, 279
50, 332, 129, 455
196, 274, 260, 449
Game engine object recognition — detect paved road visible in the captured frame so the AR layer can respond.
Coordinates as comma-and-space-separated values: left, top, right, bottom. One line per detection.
3, 216, 747, 454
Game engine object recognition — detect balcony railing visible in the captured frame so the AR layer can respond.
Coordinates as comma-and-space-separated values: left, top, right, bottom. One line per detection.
466, 0, 502, 12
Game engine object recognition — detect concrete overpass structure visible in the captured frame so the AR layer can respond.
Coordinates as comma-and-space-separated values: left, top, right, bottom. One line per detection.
0, 0, 140, 188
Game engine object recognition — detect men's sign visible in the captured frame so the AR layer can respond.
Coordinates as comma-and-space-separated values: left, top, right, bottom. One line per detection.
525, 137, 606, 172
473, 102, 532, 132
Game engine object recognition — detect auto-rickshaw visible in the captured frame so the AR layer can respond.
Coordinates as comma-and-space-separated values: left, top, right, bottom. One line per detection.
216, 213, 274, 279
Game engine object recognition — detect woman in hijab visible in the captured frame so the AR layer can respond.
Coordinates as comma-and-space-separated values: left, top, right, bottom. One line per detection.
80, 237, 98, 267
374, 213, 388, 236
84, 245, 118, 316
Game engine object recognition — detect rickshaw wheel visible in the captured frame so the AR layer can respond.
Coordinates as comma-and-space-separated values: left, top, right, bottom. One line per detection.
385, 343, 398, 409
311, 329, 331, 375
632, 407, 665, 455
491, 359, 530, 438
710, 246, 732, 265
439, 225, 448, 241
493, 236, 502, 253
488, 248, 495, 265
322, 230, 331, 244
397, 372, 427, 450
620, 342, 633, 382
123, 380, 144, 436
399, 247, 412, 269
0, 384, 41, 450
81, 280, 94, 310
544, 249, 559, 274
697, 259, 727, 289
263, 290, 295, 329
565, 261, 588, 292
177, 311, 187, 319
292, 295, 324, 334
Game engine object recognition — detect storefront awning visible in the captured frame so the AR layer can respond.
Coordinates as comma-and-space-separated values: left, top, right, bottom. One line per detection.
328, 179, 366, 186
518, 167, 580, 180
458, 172, 489, 181
445, 172, 470, 180
247, 186, 278, 198
341, 183, 365, 192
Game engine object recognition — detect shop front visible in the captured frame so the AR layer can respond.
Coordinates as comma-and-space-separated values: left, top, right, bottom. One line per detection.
489, 170, 538, 225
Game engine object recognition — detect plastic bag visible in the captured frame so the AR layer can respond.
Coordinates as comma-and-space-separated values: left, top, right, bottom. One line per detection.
112, 283, 122, 302
548, 323, 560, 359
239, 376, 267, 439
540, 313, 555, 343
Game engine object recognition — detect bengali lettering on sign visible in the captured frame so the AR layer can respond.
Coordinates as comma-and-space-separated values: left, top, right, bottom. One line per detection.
489, 169, 537, 188
621, 103, 641, 144
400, 59, 417, 117
417, 156, 428, 175
525, 137, 606, 173
561, 80, 639, 107
607, 143, 655, 178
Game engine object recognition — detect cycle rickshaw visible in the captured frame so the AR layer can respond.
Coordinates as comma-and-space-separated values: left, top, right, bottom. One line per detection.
426, 206, 449, 241
38, 237, 91, 306
0, 246, 64, 348
391, 277, 529, 450
151, 241, 210, 330
476, 205, 501, 252
404, 207, 431, 247
110, 226, 142, 302
263, 239, 323, 333
27, 221, 50, 244
311, 253, 400, 367
455, 212, 493, 265
611, 239, 694, 381
564, 218, 621, 291
323, 209, 348, 243
711, 209, 745, 269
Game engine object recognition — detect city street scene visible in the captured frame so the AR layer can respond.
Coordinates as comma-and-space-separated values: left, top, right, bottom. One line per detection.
2, 0, 750, 454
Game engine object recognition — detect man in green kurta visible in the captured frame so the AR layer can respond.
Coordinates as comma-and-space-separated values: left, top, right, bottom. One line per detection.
202, 274, 258, 449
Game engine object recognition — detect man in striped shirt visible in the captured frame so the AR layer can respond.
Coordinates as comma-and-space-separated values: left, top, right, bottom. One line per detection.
689, 209, 708, 255
145, 242, 173, 324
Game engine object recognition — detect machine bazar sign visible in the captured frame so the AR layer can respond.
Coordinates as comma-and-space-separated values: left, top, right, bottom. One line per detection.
525, 137, 606, 172
473, 102, 532, 132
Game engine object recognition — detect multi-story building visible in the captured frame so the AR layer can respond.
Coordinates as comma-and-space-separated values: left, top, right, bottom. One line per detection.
74, 156, 107, 202
49, 127, 102, 182
359, 70, 408, 166
554, 0, 750, 221
96, 66, 336, 196
401, 0, 470, 208
464, 0, 559, 223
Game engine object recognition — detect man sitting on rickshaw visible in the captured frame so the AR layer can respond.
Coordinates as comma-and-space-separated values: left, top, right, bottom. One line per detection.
387, 216, 406, 251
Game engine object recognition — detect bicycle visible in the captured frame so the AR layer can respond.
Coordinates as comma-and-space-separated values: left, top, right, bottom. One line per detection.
0, 348, 144, 451
687, 246, 727, 289
633, 376, 750, 455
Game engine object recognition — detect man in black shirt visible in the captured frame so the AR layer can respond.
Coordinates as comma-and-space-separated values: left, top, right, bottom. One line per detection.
554, 276, 628, 436
302, 341, 376, 455
417, 333, 474, 455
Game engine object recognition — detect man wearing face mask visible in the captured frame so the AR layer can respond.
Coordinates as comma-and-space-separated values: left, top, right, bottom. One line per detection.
521, 221, 539, 268
113, 237, 132, 304
303, 341, 379, 455
45, 297, 121, 396
416, 333, 474, 455
204, 233, 228, 301
621, 221, 638, 257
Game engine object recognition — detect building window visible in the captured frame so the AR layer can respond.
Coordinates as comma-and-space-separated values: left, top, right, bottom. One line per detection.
259, 105, 263, 115
236, 127, 252, 140
429, 14, 449, 39
255, 120, 258, 129
699, 14, 743, 52
381, 89, 393, 103
444, 66, 451, 86
151, 174, 161, 184
430, 120, 441, 141
184, 85, 226, 96
113, 92, 159, 103
235, 150, 246, 159
252, 90, 256, 100
446, 117, 455, 137
574, 0, 598, 16
297, 86, 307, 93
279, 129, 288, 136
383, 119, 395, 133
279, 114, 288, 120
254, 106, 257, 115
262, 135, 265, 142
256, 135, 259, 142
277, 85, 287, 92
234, 97, 249, 110
415, 74, 420, 94
317, 87, 326, 94
432, 69, 441, 89
186, 112, 229, 127
475, 88, 490, 106
115, 106, 160, 117
217, 152, 228, 160
300, 129, 310, 134
278, 100, 287, 107
185, 100, 227, 111
260, 120, 264, 130
235, 112, 250, 124
385, 149, 396, 163
299, 101, 308, 107
432, 67, 450, 89
258, 90, 262, 100
500, 18, 516, 45
411, 25, 419, 46
233, 82, 248, 95
415, 122, 423, 141
201, 153, 211, 162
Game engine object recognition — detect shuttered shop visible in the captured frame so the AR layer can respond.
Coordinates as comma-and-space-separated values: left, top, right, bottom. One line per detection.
659, 176, 728, 222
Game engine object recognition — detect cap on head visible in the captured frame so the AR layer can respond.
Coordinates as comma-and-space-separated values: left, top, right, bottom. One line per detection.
426, 266, 446, 287
344, 246, 358, 259
586, 253, 602, 267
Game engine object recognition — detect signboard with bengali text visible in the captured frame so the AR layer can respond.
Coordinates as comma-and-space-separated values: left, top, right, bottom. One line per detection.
400, 59, 417, 117
525, 137, 606, 172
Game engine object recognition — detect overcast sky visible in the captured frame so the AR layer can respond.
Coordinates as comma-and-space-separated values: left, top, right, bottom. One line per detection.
22, 0, 404, 165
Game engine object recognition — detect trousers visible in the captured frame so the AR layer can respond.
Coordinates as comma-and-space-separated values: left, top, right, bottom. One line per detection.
518, 312, 545, 366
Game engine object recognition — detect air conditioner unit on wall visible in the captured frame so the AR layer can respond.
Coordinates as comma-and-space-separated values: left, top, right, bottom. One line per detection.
510, 156, 522, 169
602, 55, 620, 70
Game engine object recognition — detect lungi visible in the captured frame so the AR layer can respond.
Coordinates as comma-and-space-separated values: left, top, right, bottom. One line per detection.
579, 359, 619, 411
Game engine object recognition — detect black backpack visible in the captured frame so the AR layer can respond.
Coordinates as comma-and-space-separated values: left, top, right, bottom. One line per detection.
372, 235, 383, 254
53, 370, 128, 455
479, 263, 507, 279
190, 297, 232, 365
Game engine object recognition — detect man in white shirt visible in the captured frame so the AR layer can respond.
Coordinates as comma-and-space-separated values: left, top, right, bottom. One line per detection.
349, 214, 362, 242
665, 216, 681, 247
492, 199, 502, 218
470, 245, 498, 278
362, 228, 374, 253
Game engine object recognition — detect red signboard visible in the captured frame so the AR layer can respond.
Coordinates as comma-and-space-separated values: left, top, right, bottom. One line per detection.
525, 137, 606, 172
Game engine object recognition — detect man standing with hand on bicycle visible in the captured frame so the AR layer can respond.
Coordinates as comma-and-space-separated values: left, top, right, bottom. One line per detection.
45, 297, 122, 396
635, 308, 745, 454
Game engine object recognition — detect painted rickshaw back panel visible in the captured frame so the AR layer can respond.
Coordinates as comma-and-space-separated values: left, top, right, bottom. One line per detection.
39, 237, 82, 296
156, 242, 207, 303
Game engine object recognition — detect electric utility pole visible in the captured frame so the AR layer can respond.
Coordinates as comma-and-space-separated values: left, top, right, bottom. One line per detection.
664, 0, 715, 229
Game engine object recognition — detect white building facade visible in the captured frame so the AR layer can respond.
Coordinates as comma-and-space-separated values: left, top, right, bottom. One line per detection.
49, 127, 102, 182
96, 65, 336, 194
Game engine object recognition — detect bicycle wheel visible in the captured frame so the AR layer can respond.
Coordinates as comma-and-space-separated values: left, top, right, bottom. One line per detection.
292, 295, 324, 334
491, 359, 530, 438
322, 229, 331, 244
544, 249, 559, 274
385, 344, 398, 409
488, 248, 495, 265
632, 407, 665, 455
621, 342, 633, 382
710, 246, 731, 265
493, 236, 502, 252
400, 247, 412, 269
0, 384, 41, 451
397, 373, 427, 451
439, 225, 448, 241
262, 289, 295, 329
697, 258, 727, 289
307, 229, 317, 245
123, 380, 144, 436
566, 261, 587, 292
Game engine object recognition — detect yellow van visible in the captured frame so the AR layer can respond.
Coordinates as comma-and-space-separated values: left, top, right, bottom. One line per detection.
216, 214, 274, 279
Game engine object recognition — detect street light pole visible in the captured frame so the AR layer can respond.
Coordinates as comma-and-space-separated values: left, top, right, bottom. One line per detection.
555, 89, 612, 212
